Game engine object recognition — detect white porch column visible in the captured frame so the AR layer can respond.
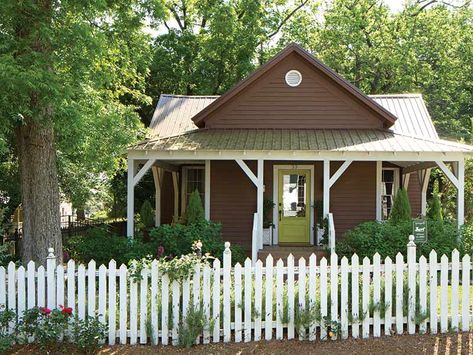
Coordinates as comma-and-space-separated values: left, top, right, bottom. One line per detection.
257, 159, 264, 250
375, 161, 382, 221
323, 160, 330, 217
205, 160, 211, 220
456, 160, 465, 228
152, 166, 163, 227
418, 168, 431, 216
127, 158, 135, 237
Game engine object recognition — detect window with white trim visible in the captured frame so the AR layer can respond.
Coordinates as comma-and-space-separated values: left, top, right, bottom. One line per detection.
381, 167, 400, 220
181, 166, 205, 211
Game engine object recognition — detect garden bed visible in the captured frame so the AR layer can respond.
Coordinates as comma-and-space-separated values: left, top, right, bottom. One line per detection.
8, 332, 473, 354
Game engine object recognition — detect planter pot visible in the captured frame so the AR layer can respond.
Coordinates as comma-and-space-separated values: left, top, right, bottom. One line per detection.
263, 227, 273, 245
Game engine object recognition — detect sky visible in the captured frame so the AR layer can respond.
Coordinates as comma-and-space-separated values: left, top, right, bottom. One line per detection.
383, 0, 405, 13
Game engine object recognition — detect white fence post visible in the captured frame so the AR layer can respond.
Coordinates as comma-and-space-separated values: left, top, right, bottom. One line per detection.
407, 235, 416, 334
46, 248, 56, 310
223, 242, 231, 342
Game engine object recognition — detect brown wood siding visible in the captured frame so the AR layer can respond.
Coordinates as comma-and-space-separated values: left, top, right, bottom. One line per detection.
204, 52, 384, 130
210, 160, 256, 251
160, 171, 175, 224
330, 161, 377, 239
407, 172, 422, 218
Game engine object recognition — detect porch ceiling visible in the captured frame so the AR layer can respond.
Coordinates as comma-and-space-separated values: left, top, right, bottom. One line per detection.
130, 128, 473, 155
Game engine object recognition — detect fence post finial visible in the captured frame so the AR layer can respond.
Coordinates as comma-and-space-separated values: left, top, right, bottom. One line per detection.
224, 241, 231, 254
47, 248, 55, 259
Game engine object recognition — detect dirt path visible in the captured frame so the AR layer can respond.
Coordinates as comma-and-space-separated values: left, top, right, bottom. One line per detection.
11, 332, 473, 354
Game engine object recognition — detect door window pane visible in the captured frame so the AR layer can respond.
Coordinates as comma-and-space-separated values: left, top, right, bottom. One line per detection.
186, 168, 205, 206
282, 174, 306, 217
381, 169, 397, 220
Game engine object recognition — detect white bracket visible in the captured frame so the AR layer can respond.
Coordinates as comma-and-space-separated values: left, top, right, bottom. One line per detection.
236, 159, 258, 186
133, 159, 156, 186
435, 161, 459, 189
328, 160, 352, 188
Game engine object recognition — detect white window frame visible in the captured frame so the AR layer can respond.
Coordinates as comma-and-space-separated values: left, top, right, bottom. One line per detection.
181, 165, 205, 216
380, 167, 400, 220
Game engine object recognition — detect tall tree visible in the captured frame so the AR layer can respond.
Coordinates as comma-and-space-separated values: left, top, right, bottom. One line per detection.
0, 0, 150, 263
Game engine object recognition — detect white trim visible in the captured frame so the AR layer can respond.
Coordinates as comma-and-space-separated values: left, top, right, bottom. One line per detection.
128, 149, 469, 162
375, 161, 382, 221
456, 160, 465, 229
205, 160, 211, 220
133, 159, 156, 186
272, 164, 315, 246
379, 166, 400, 220
127, 158, 135, 238
323, 160, 330, 218
436, 161, 460, 189
235, 159, 258, 186
328, 160, 352, 189
402, 173, 411, 190
419, 168, 431, 216
257, 159, 264, 250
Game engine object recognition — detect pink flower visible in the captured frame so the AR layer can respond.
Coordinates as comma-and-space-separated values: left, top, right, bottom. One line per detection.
59, 305, 73, 315
39, 307, 51, 315
157, 246, 165, 258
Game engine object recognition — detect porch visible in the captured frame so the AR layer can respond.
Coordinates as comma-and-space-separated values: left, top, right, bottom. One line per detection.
125, 151, 467, 263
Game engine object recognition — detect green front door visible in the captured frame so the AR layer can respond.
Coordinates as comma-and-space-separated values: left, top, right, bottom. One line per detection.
278, 169, 311, 244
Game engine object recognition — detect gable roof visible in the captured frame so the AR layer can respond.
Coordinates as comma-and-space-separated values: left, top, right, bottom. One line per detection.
191, 43, 398, 129
149, 93, 438, 140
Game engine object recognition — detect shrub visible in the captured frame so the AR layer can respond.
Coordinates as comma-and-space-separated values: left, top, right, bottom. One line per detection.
71, 315, 107, 354
337, 219, 459, 260
389, 188, 411, 223
140, 200, 154, 229
65, 227, 155, 265
428, 193, 443, 221
185, 190, 205, 225
149, 221, 246, 265
461, 222, 473, 255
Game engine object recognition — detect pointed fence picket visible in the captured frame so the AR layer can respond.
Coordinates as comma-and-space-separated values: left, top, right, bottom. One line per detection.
1, 238, 473, 347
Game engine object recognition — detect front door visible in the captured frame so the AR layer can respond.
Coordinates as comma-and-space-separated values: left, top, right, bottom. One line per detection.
278, 169, 311, 244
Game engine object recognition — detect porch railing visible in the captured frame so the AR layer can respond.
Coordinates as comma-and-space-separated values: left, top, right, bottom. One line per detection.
328, 212, 335, 254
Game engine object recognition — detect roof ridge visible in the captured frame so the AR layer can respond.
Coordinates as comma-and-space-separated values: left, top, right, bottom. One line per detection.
160, 94, 220, 98
369, 93, 423, 98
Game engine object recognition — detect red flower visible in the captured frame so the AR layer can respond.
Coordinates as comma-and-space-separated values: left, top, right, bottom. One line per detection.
59, 305, 73, 315
39, 307, 51, 315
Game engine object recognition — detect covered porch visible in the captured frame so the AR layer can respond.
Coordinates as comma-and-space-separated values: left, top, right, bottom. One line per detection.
127, 129, 470, 262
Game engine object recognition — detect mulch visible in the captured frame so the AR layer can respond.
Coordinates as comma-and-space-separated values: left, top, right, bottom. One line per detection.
9, 332, 473, 354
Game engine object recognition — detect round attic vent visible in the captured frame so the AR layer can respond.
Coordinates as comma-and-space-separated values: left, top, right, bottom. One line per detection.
285, 70, 302, 87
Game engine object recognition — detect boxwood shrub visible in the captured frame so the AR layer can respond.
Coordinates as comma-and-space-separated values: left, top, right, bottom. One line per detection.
336, 219, 460, 260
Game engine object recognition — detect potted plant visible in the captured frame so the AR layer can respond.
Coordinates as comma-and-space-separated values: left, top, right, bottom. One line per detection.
263, 199, 275, 245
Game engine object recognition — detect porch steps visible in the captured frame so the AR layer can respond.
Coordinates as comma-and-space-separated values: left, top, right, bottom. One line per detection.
257, 246, 328, 264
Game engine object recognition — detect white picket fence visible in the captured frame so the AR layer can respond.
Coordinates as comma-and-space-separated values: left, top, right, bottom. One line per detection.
1, 236, 472, 346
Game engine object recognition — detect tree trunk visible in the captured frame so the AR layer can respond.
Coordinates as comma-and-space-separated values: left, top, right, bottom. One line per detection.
16, 119, 62, 265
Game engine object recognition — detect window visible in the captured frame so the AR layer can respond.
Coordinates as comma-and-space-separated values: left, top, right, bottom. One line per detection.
181, 166, 205, 211
381, 168, 400, 220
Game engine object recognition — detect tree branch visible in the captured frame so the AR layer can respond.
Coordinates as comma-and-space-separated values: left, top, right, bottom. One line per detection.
264, 0, 309, 41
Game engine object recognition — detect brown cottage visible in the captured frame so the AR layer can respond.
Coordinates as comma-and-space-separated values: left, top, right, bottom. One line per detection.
127, 44, 473, 261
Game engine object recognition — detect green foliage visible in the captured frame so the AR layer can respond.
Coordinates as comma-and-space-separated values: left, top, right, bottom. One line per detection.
389, 188, 411, 223
428, 180, 444, 221
0, 307, 16, 352
178, 307, 213, 348
66, 227, 155, 266
150, 221, 246, 265
337, 219, 459, 260
185, 190, 205, 225
71, 315, 107, 354
140, 200, 155, 229
460, 222, 473, 255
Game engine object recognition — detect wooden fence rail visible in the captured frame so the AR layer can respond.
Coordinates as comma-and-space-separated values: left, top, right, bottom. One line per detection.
0, 236, 472, 346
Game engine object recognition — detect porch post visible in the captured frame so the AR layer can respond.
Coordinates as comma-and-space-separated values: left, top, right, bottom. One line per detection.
376, 161, 382, 221
419, 168, 431, 216
257, 159, 264, 250
323, 160, 330, 217
456, 159, 465, 229
205, 160, 211, 220
152, 166, 163, 227
127, 158, 135, 238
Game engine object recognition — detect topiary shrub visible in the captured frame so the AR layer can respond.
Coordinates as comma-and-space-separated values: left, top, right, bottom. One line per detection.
389, 188, 411, 223
185, 190, 205, 225
140, 200, 154, 229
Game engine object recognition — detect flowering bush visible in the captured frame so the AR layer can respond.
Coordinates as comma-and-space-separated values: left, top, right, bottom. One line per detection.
0, 306, 105, 353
